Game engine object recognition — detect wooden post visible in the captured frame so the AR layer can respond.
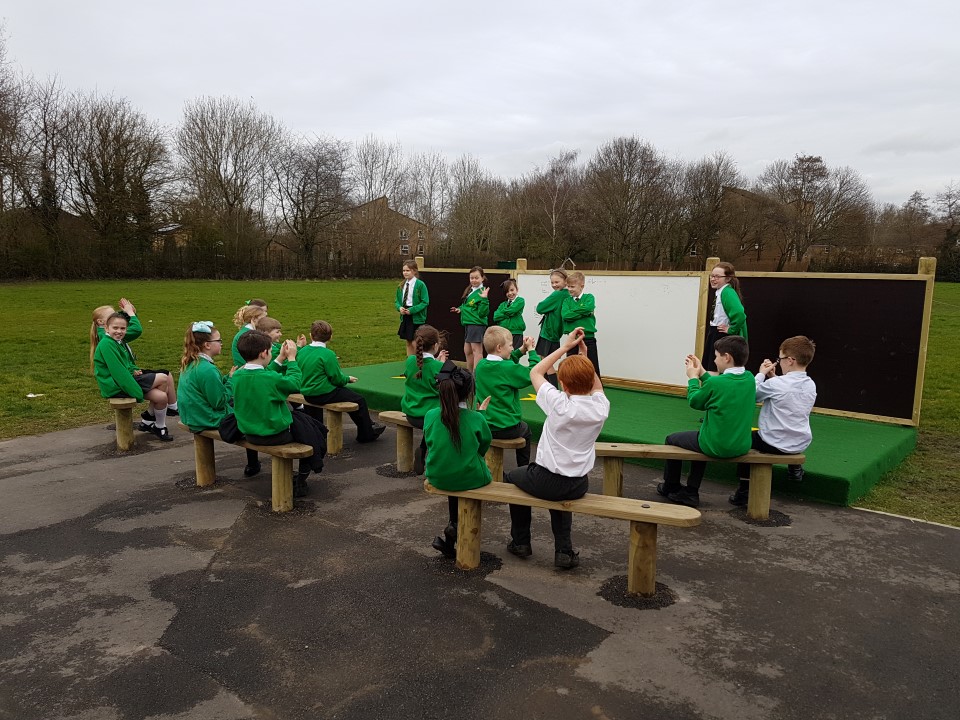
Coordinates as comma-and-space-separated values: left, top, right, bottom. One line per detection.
485, 446, 504, 482
603, 457, 624, 497
747, 464, 773, 520
628, 521, 657, 597
194, 434, 216, 487
115, 406, 134, 451
396, 425, 414, 472
272, 456, 294, 512
515, 257, 527, 273
913, 256, 937, 425
695, 257, 721, 361
324, 409, 344, 455
456, 497, 483, 570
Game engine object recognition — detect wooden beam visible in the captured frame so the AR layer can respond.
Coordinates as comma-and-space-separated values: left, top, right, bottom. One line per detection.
747, 464, 773, 521
194, 433, 216, 487
456, 498, 483, 570
603, 457, 624, 497
272, 457, 294, 512
628, 521, 657, 597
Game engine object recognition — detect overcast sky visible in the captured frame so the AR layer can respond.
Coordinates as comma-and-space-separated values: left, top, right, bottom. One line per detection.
3, 1, 957, 205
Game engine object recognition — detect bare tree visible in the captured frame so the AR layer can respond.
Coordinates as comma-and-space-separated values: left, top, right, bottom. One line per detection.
527, 150, 582, 261
270, 132, 352, 273
446, 154, 506, 257
679, 151, 744, 263
352, 135, 407, 208
405, 150, 450, 233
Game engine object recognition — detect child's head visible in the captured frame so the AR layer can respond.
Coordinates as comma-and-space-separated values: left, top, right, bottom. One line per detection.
90, 305, 117, 368
181, 321, 221, 370
482, 326, 513, 358
401, 260, 419, 280
234, 304, 266, 329
247, 298, 268, 312
413, 324, 444, 378
714, 335, 749, 370
255, 316, 282, 343
502, 278, 518, 300
557, 355, 595, 395
237, 330, 273, 363
779, 336, 815, 369
549, 269, 568, 290
710, 262, 741, 297
310, 320, 333, 342
468, 266, 485, 288
103, 313, 128, 343
566, 271, 585, 296
436, 361, 474, 451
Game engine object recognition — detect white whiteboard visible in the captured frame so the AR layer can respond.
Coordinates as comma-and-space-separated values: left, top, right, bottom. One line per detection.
515, 272, 702, 387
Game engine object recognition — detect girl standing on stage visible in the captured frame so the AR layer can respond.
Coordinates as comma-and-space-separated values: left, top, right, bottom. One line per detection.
703, 262, 747, 372
396, 259, 430, 356
450, 266, 488, 373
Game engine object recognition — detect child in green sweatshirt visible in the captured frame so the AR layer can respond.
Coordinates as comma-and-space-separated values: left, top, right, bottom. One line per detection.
475, 325, 540, 468
450, 265, 489, 373
535, 269, 568, 387
658, 335, 756, 508
232, 331, 327, 497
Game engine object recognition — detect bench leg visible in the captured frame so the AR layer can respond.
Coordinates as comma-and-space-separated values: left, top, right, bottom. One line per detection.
747, 464, 773, 521
271, 457, 294, 512
193, 433, 216, 487
455, 497, 483, 570
115, 406, 134, 451
484, 446, 505, 483
628, 521, 658, 597
324, 409, 344, 455
397, 425, 414, 472
603, 457, 624, 497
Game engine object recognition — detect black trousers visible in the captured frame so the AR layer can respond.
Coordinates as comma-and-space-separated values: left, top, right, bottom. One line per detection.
736, 431, 803, 484
246, 410, 327, 474
566, 337, 600, 377
505, 463, 588, 553
662, 430, 706, 491
304, 387, 377, 441
491, 421, 532, 467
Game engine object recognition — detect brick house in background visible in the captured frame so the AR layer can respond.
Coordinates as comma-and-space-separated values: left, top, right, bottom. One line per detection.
334, 197, 432, 271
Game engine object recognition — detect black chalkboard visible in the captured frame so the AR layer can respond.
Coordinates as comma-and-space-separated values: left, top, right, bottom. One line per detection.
419, 271, 513, 361
718, 276, 927, 420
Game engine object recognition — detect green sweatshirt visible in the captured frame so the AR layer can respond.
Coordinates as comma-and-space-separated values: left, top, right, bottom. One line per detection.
96, 314, 143, 363
475, 351, 541, 429
561, 293, 598, 337
493, 297, 526, 334
232, 361, 302, 436
536, 289, 567, 342
231, 325, 253, 367
178, 357, 233, 432
424, 407, 492, 491
459, 287, 489, 326
394, 278, 430, 324
93, 336, 144, 400
688, 370, 756, 457
401, 354, 443, 419
719, 284, 748, 339
298, 344, 350, 397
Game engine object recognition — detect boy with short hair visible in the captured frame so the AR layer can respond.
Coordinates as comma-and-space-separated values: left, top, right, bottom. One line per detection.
658, 335, 756, 508
296, 320, 385, 443
475, 326, 540, 468
504, 327, 609, 570
730, 336, 817, 506
232, 330, 326, 497
561, 271, 600, 376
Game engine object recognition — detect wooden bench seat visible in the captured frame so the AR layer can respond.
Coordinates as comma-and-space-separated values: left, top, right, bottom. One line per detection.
108, 398, 138, 451
378, 410, 525, 480
424, 479, 700, 597
595, 442, 806, 521
178, 423, 312, 512
288, 393, 358, 455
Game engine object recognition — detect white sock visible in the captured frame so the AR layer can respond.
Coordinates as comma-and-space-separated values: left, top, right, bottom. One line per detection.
153, 408, 167, 429
168, 401, 178, 410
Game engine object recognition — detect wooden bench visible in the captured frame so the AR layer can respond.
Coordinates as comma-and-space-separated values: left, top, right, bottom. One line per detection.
423, 479, 700, 597
178, 423, 312, 512
378, 410, 525, 480
595, 442, 806, 521
108, 398, 138, 451
288, 393, 358, 455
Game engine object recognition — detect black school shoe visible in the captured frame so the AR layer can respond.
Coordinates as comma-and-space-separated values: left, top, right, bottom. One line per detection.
728, 488, 749, 507
554, 550, 580, 570
787, 467, 805, 482
666, 488, 700, 508
506, 540, 532, 558
358, 423, 386, 443
293, 474, 310, 498
151, 426, 173, 442
413, 446, 426, 475
243, 463, 262, 477
656, 482, 680, 499
166, 406, 179, 416
431, 535, 457, 558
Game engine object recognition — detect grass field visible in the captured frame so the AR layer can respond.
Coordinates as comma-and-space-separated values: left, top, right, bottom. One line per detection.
1, 278, 957, 526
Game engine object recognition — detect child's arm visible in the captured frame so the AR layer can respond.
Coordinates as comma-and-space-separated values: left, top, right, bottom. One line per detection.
563, 294, 596, 320
494, 298, 524, 323
394, 285, 404, 313
410, 281, 429, 316
719, 286, 747, 336
322, 351, 353, 388
99, 345, 144, 400
476, 409, 492, 456
536, 289, 564, 315
529, 328, 585, 392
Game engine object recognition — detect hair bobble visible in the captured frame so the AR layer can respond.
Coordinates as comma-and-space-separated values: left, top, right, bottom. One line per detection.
192, 321, 214, 333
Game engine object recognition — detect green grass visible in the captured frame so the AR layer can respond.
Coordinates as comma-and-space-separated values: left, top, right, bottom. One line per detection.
1, 278, 958, 526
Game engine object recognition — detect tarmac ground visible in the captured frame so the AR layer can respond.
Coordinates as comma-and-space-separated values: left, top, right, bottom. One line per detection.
0, 421, 957, 720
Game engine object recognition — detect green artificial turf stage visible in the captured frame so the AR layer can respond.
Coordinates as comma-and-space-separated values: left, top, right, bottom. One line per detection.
350, 361, 917, 506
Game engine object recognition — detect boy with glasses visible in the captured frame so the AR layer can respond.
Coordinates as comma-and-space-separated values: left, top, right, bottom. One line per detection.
729, 336, 817, 506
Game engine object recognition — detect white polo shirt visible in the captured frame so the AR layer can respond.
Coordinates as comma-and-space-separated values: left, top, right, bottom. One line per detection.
534, 382, 610, 477
755, 371, 817, 453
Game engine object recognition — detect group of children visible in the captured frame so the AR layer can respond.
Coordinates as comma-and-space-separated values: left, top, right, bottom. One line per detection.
90, 258, 816, 567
